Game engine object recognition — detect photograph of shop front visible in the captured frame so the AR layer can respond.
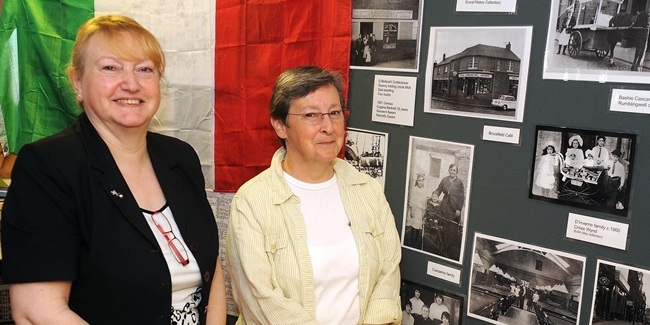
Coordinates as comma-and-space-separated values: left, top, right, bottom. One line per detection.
591, 259, 649, 324
469, 233, 586, 325
544, 0, 650, 83
424, 26, 532, 122
350, 0, 423, 71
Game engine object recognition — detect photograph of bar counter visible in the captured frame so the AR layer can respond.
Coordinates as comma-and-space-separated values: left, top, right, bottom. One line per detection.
468, 233, 586, 325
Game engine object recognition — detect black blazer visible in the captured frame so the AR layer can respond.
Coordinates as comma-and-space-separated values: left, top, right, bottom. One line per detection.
1, 113, 220, 324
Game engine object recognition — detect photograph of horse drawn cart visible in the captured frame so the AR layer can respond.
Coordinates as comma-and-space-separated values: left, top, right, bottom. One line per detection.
544, 0, 650, 83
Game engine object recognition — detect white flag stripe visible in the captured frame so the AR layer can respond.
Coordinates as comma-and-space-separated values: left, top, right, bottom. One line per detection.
95, 0, 216, 188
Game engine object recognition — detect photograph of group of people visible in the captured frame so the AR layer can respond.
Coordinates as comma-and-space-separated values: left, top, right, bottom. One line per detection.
402, 136, 474, 264
469, 233, 586, 325
400, 280, 464, 325
530, 125, 635, 217
344, 128, 388, 188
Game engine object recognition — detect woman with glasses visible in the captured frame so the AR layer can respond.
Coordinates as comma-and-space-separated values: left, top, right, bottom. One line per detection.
226, 66, 402, 325
0, 15, 226, 324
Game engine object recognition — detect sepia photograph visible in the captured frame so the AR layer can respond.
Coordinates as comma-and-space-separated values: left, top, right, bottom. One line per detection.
469, 233, 586, 325
401, 136, 474, 264
544, 0, 650, 83
344, 128, 388, 188
590, 259, 650, 324
400, 279, 464, 325
350, 0, 423, 72
529, 125, 636, 217
424, 26, 533, 122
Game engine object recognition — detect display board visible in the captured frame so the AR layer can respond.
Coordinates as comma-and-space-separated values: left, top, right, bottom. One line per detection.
347, 1, 650, 324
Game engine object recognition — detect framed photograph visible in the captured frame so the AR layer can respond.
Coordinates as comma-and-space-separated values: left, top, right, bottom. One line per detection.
468, 233, 586, 325
424, 26, 533, 122
400, 279, 464, 325
590, 259, 649, 324
529, 125, 636, 217
344, 128, 389, 188
543, 0, 650, 83
401, 136, 474, 264
350, 0, 423, 72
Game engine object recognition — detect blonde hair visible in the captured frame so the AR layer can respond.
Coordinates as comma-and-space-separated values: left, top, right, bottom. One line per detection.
67, 14, 165, 79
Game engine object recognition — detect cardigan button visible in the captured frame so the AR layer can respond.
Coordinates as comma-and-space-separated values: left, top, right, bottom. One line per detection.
204, 271, 211, 283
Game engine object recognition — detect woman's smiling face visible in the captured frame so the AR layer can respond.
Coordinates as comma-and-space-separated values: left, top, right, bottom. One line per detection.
70, 32, 161, 131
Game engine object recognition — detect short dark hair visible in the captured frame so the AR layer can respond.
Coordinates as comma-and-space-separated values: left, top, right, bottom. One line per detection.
269, 66, 345, 146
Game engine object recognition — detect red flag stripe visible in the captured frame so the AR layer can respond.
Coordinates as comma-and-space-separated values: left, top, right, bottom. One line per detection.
215, 0, 351, 192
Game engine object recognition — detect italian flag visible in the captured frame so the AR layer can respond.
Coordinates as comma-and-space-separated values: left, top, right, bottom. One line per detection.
0, 0, 350, 191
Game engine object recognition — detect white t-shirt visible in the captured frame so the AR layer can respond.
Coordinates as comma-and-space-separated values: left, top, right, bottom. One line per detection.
429, 302, 450, 320
143, 206, 202, 324
285, 173, 360, 325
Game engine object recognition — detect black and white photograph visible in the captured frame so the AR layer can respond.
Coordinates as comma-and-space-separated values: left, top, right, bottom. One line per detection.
350, 0, 423, 72
469, 233, 586, 325
529, 125, 636, 217
590, 259, 650, 324
424, 26, 533, 122
402, 136, 474, 264
344, 127, 388, 188
544, 0, 650, 83
400, 279, 464, 325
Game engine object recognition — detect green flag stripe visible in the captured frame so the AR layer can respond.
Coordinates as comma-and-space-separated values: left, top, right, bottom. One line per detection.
1, 0, 94, 154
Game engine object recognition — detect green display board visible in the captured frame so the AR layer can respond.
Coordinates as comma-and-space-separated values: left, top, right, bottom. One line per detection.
347, 1, 650, 324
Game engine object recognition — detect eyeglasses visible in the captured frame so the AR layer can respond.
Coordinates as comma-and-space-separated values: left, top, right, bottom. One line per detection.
286, 109, 350, 124
151, 211, 190, 266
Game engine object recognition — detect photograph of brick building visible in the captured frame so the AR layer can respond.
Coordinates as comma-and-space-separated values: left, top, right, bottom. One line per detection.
424, 26, 532, 122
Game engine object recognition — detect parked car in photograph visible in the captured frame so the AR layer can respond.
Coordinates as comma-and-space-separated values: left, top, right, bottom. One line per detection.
491, 95, 517, 110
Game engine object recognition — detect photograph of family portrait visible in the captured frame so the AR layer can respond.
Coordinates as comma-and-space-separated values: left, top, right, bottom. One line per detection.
529, 125, 636, 217
400, 279, 464, 325
401, 136, 474, 264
